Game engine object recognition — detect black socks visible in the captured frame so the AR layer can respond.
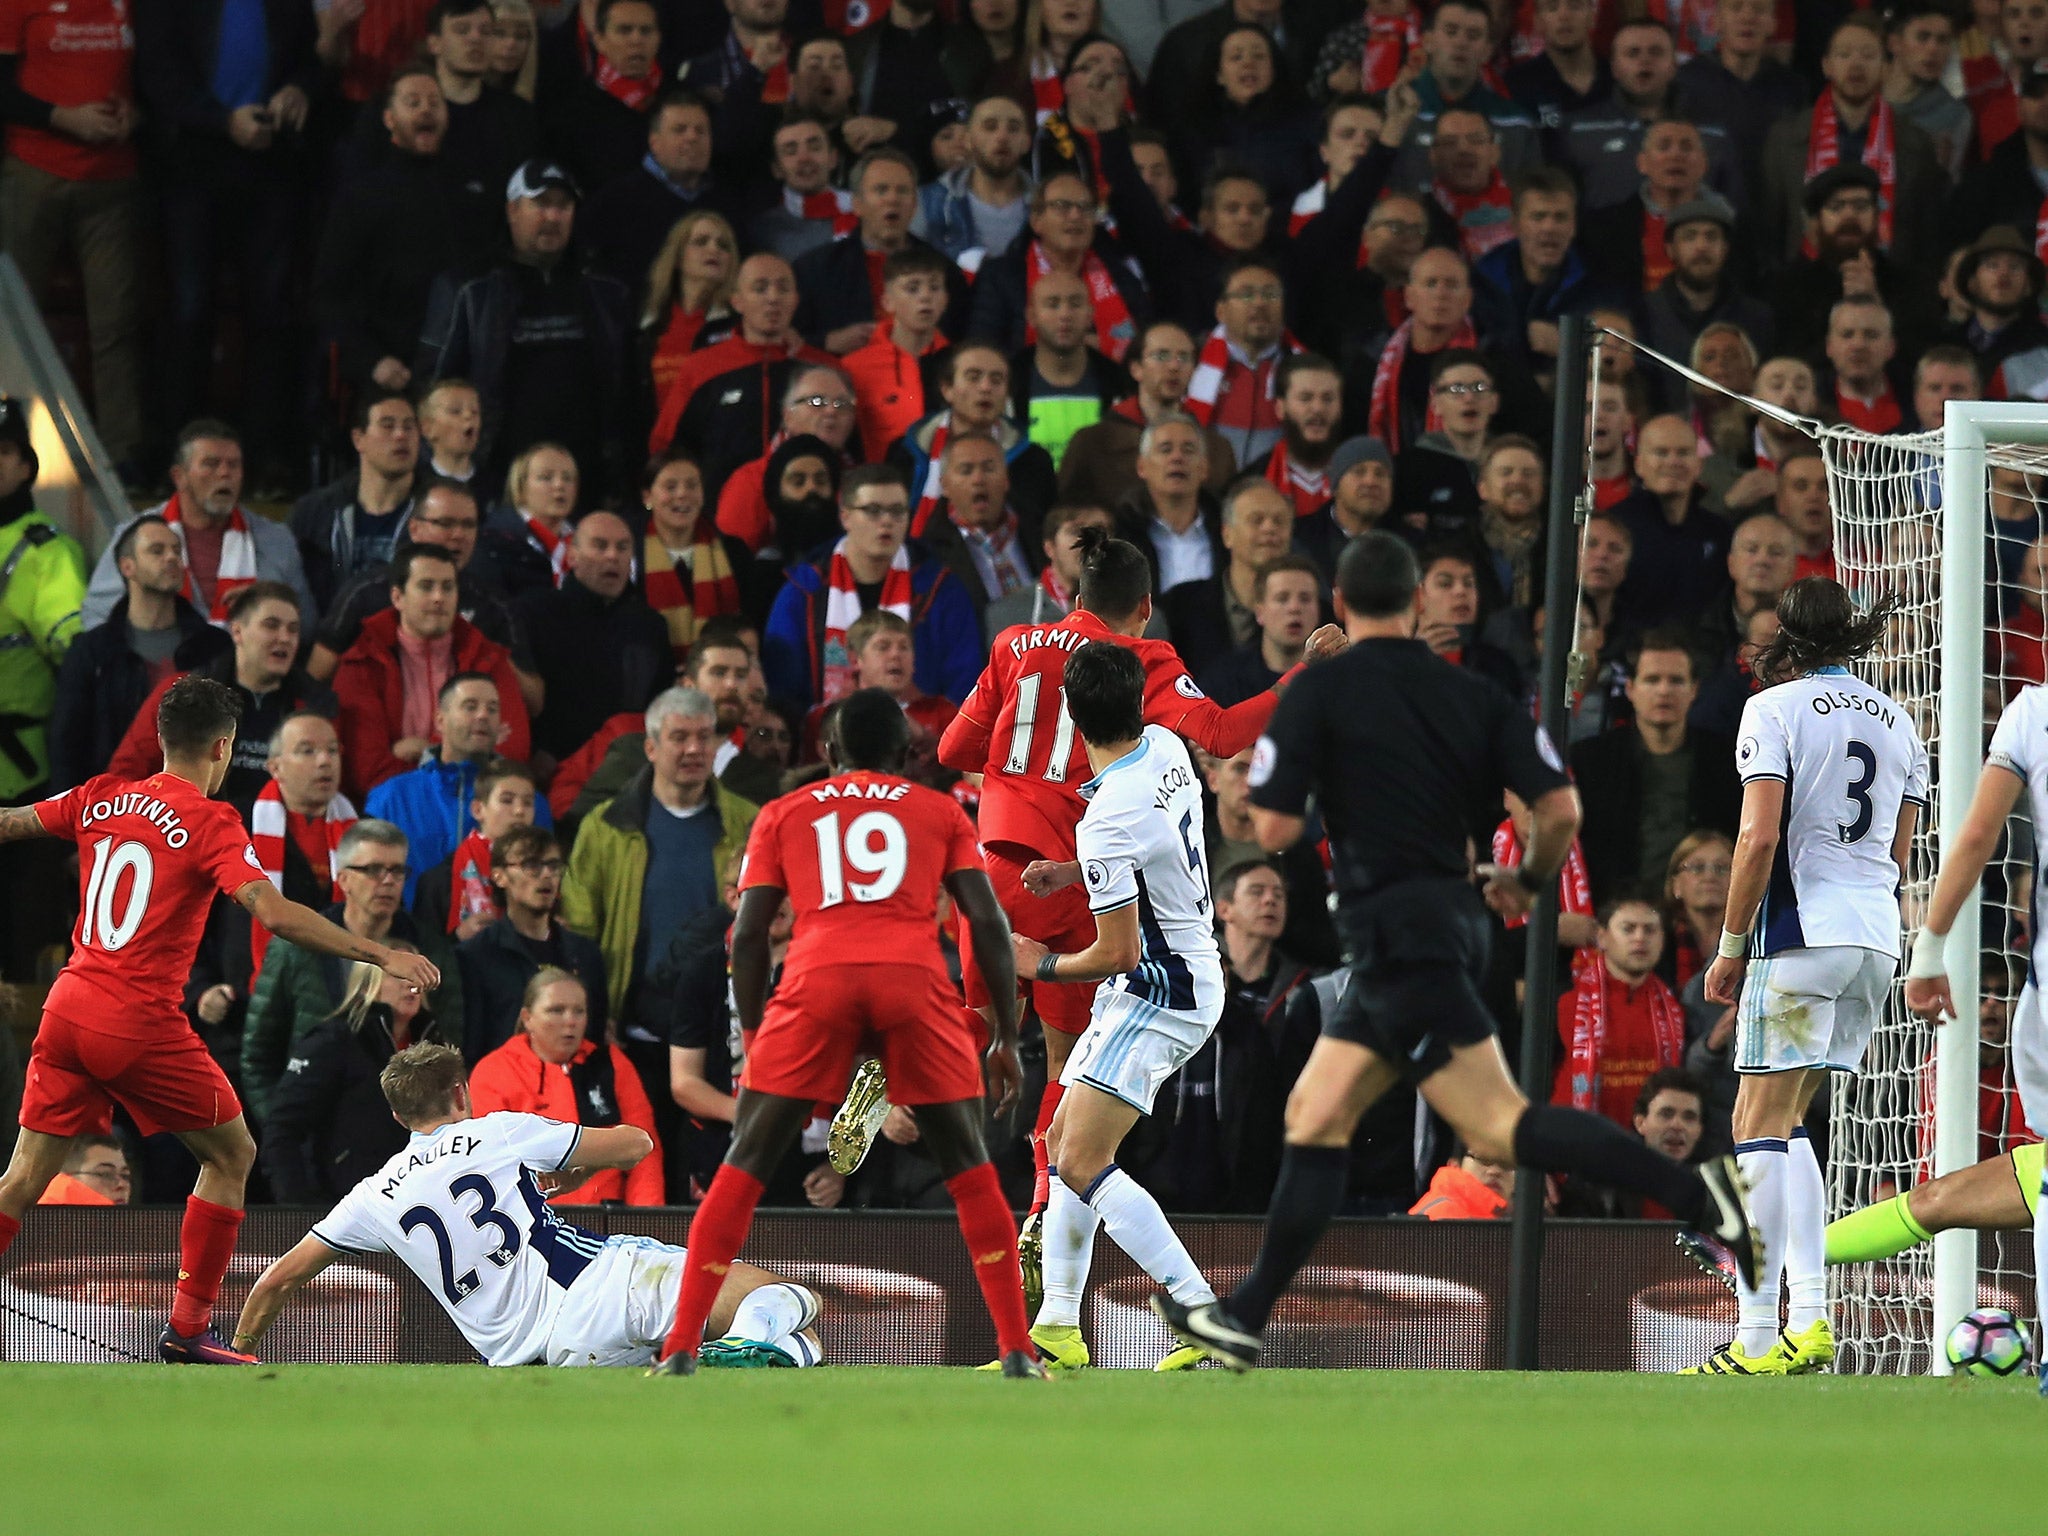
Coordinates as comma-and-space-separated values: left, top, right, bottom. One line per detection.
1512, 1103, 1707, 1227
1227, 1143, 1349, 1334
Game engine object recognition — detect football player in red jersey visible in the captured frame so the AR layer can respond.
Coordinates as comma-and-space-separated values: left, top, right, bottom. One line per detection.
0, 677, 441, 1364
926, 524, 1345, 1298
655, 689, 1041, 1377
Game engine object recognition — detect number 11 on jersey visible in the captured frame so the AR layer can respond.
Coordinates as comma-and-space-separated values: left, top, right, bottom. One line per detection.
1005, 673, 1077, 782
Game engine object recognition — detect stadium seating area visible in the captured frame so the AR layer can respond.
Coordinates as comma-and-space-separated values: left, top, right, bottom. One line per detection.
0, 0, 2034, 1212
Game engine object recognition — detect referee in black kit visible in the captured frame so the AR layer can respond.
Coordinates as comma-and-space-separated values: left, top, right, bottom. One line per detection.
1154, 532, 1763, 1371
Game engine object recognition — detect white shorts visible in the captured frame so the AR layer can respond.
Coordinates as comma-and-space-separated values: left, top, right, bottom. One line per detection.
1060, 983, 1219, 1114
541, 1234, 686, 1368
2008, 983, 2048, 1131
1736, 945, 1896, 1076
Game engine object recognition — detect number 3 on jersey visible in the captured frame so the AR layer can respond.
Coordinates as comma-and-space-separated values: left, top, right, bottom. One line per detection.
79, 836, 154, 951
811, 810, 908, 906
1004, 672, 1078, 782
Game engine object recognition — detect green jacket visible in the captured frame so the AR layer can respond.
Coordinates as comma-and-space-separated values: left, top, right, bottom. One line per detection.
0, 497, 84, 797
560, 766, 757, 1021
239, 903, 463, 1123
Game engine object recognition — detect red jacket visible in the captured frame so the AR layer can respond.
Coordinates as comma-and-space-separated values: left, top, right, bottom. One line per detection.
647, 333, 833, 458
38, 1172, 113, 1206
1409, 1164, 1508, 1221
547, 710, 641, 819
331, 608, 531, 799
465, 1032, 663, 1206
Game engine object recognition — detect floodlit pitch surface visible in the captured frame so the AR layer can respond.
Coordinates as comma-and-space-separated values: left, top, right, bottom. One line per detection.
6, 1365, 2043, 1534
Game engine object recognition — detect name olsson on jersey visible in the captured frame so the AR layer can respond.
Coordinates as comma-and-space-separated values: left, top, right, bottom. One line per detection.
1809, 690, 1897, 727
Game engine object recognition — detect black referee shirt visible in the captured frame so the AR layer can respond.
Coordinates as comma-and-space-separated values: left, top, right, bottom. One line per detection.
1248, 637, 1571, 899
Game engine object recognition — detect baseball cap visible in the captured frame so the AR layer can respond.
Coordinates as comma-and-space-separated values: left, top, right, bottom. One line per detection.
506, 159, 580, 202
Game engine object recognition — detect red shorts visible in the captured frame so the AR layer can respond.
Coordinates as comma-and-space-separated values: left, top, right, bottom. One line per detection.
19, 1011, 241, 1139
744, 963, 986, 1106
957, 845, 1099, 1036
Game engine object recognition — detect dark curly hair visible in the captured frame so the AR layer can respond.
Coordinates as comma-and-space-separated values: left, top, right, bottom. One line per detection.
1751, 577, 1896, 685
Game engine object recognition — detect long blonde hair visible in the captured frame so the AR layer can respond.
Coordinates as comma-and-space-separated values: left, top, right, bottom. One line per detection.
642, 210, 740, 329
334, 939, 425, 1032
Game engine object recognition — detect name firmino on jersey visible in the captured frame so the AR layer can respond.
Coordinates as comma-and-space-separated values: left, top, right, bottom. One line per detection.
1007, 627, 1087, 660
1809, 691, 1897, 729
78, 793, 191, 848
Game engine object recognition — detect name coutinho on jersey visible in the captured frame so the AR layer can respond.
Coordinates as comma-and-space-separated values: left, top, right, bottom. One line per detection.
1006, 626, 1087, 661
77, 792, 192, 848
1808, 691, 1897, 728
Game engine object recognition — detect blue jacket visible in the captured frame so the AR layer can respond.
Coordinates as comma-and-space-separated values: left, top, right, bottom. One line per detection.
762, 541, 982, 708
365, 754, 554, 904
914, 165, 1035, 261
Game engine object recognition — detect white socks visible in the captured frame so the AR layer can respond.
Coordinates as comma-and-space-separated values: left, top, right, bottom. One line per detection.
729, 1282, 822, 1365
1734, 1139, 1788, 1357
1038, 1167, 1103, 1329
1084, 1165, 1215, 1309
1783, 1129, 1828, 1332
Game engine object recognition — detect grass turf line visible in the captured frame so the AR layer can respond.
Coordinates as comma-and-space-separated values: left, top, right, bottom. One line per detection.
5, 1365, 2043, 1536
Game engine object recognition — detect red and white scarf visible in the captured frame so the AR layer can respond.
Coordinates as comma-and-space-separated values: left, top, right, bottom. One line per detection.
821, 539, 913, 702
1037, 563, 1072, 614
1650, 0, 1717, 63
249, 781, 358, 971
1027, 241, 1135, 362
1804, 92, 1896, 251
595, 55, 662, 110
1433, 172, 1516, 261
1362, 7, 1422, 89
1030, 51, 1064, 124
158, 497, 257, 623
1564, 950, 1686, 1115
2033, 193, 2048, 263
1287, 180, 1373, 272
1186, 326, 1298, 425
446, 829, 496, 936
1490, 819, 1593, 933
909, 413, 951, 536
524, 514, 570, 586
1365, 315, 1477, 453
785, 184, 858, 237
1262, 439, 1329, 516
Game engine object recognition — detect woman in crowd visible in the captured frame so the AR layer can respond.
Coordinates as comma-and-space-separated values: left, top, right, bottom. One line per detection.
1661, 829, 1734, 991
487, 0, 538, 98
1023, 0, 1101, 123
1174, 25, 1316, 205
482, 442, 579, 598
467, 969, 664, 1206
945, 0, 1029, 101
638, 447, 749, 673
641, 211, 740, 406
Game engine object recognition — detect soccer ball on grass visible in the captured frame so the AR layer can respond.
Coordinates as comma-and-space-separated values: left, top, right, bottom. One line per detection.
1942, 1308, 2032, 1379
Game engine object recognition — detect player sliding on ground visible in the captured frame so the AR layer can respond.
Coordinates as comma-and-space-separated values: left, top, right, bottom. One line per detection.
1004, 642, 1232, 1372
1154, 532, 1763, 1372
654, 689, 1042, 1377
0, 677, 442, 1364
1688, 578, 1926, 1376
233, 1035, 825, 1367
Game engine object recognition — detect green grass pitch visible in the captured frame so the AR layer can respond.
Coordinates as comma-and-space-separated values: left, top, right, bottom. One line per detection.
7, 1365, 2046, 1536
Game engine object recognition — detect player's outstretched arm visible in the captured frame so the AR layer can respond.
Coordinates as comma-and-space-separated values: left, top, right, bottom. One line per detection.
232, 1233, 343, 1356
535, 1125, 655, 1194
947, 866, 1021, 1116
729, 885, 783, 1035
1702, 777, 1785, 1006
236, 881, 442, 993
0, 804, 52, 844
1477, 784, 1583, 920
1907, 766, 2022, 1020
1012, 902, 1140, 985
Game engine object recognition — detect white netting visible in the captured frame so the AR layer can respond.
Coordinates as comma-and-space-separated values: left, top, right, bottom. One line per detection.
1815, 422, 2039, 1374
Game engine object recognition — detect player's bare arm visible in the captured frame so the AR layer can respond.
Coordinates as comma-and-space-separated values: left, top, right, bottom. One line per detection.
1301, 624, 1348, 663
729, 883, 783, 1034
533, 1125, 656, 1194
1011, 901, 1140, 984
1703, 777, 1787, 1006
1020, 859, 1081, 897
947, 866, 1022, 1116
235, 881, 442, 993
1906, 765, 2023, 1021
0, 803, 51, 844
1476, 784, 1583, 920
1250, 805, 1305, 853
232, 1233, 343, 1353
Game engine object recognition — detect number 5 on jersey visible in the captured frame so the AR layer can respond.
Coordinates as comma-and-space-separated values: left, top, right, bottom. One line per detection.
80, 836, 154, 951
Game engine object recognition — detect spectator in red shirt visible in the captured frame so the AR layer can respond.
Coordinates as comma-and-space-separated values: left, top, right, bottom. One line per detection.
802, 609, 955, 775
1554, 897, 1689, 1130
0, 0, 146, 469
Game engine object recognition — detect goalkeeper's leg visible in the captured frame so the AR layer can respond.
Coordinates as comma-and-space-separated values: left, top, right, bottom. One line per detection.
1825, 1142, 2041, 1263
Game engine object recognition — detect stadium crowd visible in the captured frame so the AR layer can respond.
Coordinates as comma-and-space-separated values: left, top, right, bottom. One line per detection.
0, 0, 2040, 1214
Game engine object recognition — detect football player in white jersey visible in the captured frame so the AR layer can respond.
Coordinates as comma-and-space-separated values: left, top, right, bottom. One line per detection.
231, 1042, 825, 1369
1007, 641, 1228, 1371
1694, 578, 1928, 1377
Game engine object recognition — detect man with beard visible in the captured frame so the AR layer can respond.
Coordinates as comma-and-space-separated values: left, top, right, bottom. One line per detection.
1942, 226, 2048, 399
1057, 320, 1237, 512
1474, 167, 1593, 385
714, 364, 860, 557
1244, 356, 1342, 519
1010, 270, 1130, 471
1773, 163, 1943, 360
1637, 201, 1776, 375
1579, 120, 1731, 300
1295, 436, 1394, 580
914, 94, 1032, 262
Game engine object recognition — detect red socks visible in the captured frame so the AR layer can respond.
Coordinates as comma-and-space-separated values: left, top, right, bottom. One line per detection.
169, 1196, 244, 1337
1029, 1081, 1065, 1213
946, 1161, 1032, 1356
0, 1210, 18, 1261
663, 1165, 765, 1361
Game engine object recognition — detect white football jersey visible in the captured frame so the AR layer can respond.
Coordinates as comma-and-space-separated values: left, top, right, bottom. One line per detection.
1986, 683, 2048, 983
1075, 725, 1224, 1022
310, 1112, 607, 1367
1736, 667, 1929, 959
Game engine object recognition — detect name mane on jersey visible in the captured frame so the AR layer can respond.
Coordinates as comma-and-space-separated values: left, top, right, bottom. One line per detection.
1006, 626, 1087, 662
1808, 690, 1896, 729
78, 791, 190, 848
1153, 761, 1192, 810
377, 1134, 485, 1199
806, 779, 910, 803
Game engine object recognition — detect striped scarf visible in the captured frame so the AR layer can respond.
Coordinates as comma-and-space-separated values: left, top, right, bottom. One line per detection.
1030, 51, 1063, 124
1565, 950, 1686, 1115
1489, 818, 1592, 934
1361, 7, 1421, 89
524, 514, 570, 587
158, 497, 258, 623
785, 185, 857, 237
1262, 439, 1328, 516
1803, 92, 1896, 252
1027, 241, 1135, 362
249, 781, 357, 971
1365, 315, 1476, 453
1186, 326, 1298, 426
446, 830, 496, 935
644, 523, 741, 668
821, 538, 912, 702
909, 414, 951, 536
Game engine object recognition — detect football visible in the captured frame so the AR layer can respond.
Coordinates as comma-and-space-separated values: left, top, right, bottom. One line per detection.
1943, 1309, 2033, 1379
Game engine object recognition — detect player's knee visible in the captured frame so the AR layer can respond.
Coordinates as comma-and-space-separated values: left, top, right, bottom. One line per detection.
210, 1129, 257, 1180
1463, 1113, 1520, 1168
1056, 1148, 1108, 1192
1282, 1084, 1351, 1148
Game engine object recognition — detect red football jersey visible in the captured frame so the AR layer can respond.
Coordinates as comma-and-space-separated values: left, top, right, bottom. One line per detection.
741, 770, 982, 977
940, 609, 1294, 861
36, 772, 266, 1037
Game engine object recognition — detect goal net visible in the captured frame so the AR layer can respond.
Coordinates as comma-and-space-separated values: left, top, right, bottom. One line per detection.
1813, 410, 2045, 1374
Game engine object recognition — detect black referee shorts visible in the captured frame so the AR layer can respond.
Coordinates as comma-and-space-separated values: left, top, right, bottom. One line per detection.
1326, 878, 1497, 1084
